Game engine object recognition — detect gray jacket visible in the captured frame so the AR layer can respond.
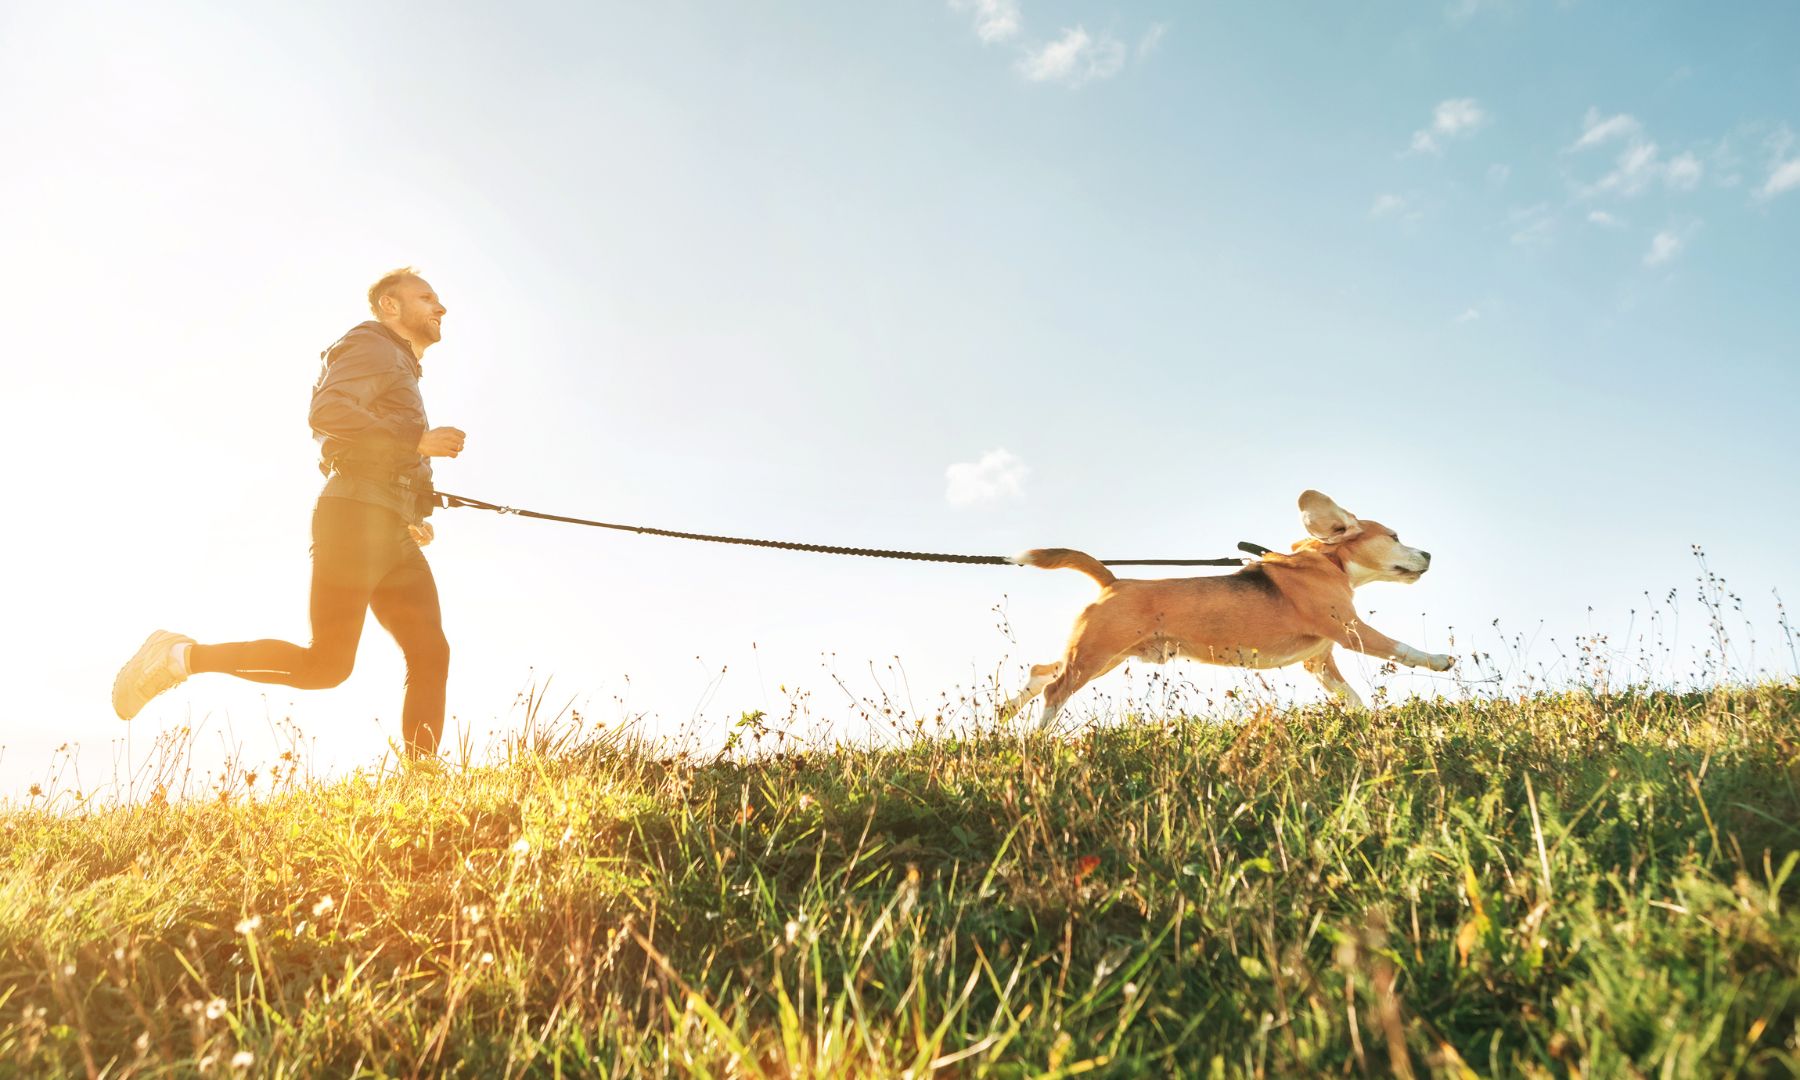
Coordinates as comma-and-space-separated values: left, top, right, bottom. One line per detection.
309, 321, 435, 523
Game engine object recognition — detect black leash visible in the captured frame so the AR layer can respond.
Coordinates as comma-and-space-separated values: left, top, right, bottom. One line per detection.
431, 488, 1266, 569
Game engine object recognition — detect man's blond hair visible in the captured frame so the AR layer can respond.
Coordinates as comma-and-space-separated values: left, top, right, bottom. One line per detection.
367, 267, 423, 316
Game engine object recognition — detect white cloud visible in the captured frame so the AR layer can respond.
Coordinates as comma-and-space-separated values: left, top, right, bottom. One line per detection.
1643, 229, 1684, 267
1434, 98, 1487, 135
1571, 111, 1706, 198
1017, 26, 1126, 86
1454, 307, 1481, 323
1587, 140, 1661, 197
1665, 152, 1703, 190
1571, 108, 1642, 151
1763, 124, 1796, 159
1587, 210, 1624, 228
946, 449, 1029, 506
1708, 137, 1745, 188
1368, 193, 1407, 218
1137, 22, 1167, 58
1409, 98, 1486, 154
1509, 204, 1554, 247
952, 0, 1022, 43
1761, 158, 1800, 199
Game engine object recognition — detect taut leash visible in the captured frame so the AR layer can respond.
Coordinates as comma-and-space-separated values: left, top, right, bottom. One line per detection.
431, 488, 1264, 569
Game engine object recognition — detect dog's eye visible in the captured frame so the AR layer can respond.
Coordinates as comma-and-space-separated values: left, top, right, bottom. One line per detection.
1333, 525, 1346, 533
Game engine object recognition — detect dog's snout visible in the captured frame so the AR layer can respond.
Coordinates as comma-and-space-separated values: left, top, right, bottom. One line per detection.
1421, 551, 1431, 564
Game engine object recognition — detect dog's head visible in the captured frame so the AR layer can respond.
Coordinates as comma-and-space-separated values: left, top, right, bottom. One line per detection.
1296, 490, 1433, 587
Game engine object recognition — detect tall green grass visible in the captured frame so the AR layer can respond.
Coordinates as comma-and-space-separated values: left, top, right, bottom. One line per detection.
2, 682, 1796, 1077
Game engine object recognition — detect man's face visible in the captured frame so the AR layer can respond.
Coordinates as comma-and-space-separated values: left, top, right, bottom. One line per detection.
386, 277, 446, 346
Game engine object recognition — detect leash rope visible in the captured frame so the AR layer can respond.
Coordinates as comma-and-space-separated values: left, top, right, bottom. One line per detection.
431, 488, 1260, 568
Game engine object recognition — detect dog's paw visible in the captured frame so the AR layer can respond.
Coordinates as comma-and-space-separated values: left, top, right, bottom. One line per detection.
1429, 653, 1455, 672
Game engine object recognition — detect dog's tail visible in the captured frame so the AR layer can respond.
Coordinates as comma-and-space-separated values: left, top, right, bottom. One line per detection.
1011, 548, 1116, 587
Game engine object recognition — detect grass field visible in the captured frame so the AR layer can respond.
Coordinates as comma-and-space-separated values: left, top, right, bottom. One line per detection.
2, 682, 1797, 1077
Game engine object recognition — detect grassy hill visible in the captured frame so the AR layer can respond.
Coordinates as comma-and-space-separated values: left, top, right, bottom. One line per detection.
3, 685, 1797, 1077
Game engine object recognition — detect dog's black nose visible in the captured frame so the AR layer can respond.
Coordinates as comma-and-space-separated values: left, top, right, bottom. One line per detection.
1421, 551, 1432, 564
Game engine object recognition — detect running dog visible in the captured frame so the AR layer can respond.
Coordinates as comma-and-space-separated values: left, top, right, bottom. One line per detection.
1001, 490, 1452, 726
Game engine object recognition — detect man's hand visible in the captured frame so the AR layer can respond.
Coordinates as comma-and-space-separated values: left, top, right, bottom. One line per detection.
409, 522, 435, 547
418, 427, 466, 458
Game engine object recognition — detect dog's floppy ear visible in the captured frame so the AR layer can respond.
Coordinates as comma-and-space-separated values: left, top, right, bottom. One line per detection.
1299, 489, 1362, 543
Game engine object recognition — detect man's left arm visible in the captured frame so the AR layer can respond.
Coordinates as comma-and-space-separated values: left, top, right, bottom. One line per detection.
310, 338, 427, 454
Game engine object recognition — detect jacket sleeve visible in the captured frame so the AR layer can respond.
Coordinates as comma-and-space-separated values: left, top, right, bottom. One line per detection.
308, 337, 426, 453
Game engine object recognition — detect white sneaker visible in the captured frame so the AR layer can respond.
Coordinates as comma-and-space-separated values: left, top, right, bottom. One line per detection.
112, 630, 194, 721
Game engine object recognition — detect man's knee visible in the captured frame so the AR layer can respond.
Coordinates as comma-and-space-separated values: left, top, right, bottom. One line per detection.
301, 650, 356, 690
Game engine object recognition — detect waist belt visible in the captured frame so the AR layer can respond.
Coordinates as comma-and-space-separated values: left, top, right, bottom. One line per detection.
326, 462, 426, 488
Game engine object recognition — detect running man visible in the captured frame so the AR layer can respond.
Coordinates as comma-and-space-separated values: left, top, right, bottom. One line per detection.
112, 268, 467, 758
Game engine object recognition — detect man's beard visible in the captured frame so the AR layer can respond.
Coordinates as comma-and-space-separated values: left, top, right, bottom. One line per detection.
407, 312, 442, 343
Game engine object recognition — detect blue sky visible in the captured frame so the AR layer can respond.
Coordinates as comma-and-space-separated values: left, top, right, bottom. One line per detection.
1, 1, 1796, 798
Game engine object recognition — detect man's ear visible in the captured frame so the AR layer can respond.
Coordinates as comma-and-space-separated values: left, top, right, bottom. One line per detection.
1299, 489, 1362, 543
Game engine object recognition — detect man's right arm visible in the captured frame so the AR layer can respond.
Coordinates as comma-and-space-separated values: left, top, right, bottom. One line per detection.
308, 339, 425, 454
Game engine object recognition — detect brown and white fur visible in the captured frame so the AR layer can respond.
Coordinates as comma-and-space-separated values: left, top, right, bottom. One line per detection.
1001, 490, 1452, 727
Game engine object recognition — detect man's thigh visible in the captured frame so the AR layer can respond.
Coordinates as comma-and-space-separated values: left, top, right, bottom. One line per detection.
368, 542, 444, 651
308, 498, 405, 653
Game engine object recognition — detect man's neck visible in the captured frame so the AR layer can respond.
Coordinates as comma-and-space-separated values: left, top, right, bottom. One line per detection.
377, 318, 427, 359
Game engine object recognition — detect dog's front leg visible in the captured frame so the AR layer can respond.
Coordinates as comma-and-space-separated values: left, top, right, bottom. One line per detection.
1326, 618, 1453, 672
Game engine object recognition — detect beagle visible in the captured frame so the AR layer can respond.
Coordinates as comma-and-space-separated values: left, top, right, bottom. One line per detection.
1002, 490, 1453, 726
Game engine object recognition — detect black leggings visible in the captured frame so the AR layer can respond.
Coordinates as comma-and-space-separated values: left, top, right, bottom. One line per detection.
190, 496, 449, 755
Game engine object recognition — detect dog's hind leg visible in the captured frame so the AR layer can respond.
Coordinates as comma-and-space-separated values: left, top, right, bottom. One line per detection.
1038, 648, 1130, 731
999, 661, 1063, 723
